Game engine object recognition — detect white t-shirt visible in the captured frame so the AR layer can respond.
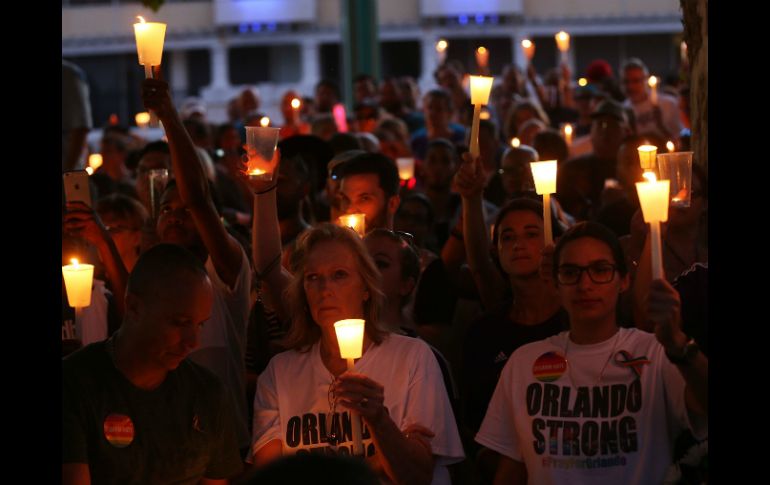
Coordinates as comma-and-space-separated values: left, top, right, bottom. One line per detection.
624, 94, 682, 142
252, 333, 465, 484
188, 246, 252, 448
476, 328, 706, 485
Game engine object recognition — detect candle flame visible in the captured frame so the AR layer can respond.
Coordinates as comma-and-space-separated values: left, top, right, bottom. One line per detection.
436, 39, 448, 52
511, 137, 521, 148
666, 141, 675, 152
643, 171, 657, 183
648, 76, 658, 88
480, 110, 491, 120
290, 98, 301, 109
136, 16, 146, 24
85, 167, 94, 175
88, 153, 103, 170
259, 116, 270, 127
249, 168, 267, 176
71, 258, 79, 267
477, 46, 487, 55
564, 124, 573, 136
556, 31, 569, 42
135, 112, 151, 125
521, 39, 532, 49
578, 77, 587, 87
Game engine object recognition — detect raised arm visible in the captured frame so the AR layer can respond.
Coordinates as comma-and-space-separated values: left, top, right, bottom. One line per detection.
454, 152, 507, 310
141, 72, 244, 287
243, 151, 293, 322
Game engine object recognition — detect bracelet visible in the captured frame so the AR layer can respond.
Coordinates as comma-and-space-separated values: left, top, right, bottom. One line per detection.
255, 253, 282, 282
254, 183, 278, 195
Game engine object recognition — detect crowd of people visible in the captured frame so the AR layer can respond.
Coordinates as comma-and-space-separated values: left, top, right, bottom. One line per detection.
62, 53, 707, 484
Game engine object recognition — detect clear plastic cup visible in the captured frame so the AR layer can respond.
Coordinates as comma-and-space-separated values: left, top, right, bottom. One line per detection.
245, 126, 280, 181
656, 151, 693, 208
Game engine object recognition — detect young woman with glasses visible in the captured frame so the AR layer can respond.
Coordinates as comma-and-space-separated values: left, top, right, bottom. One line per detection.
476, 221, 707, 484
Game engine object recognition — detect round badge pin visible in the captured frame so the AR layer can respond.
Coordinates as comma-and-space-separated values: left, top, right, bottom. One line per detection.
103, 413, 135, 448
532, 351, 568, 382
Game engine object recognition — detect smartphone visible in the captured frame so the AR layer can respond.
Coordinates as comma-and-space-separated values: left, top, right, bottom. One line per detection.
63, 170, 92, 207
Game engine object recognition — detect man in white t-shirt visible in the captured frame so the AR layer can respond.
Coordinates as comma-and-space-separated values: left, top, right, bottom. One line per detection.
476, 222, 707, 484
621, 58, 683, 143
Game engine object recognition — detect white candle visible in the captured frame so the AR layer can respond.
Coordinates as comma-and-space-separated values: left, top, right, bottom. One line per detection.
555, 31, 570, 63
469, 75, 494, 158
334, 319, 366, 456
62, 258, 94, 308
338, 214, 366, 238
521, 39, 535, 62
648, 76, 658, 105
529, 160, 558, 245
135, 112, 151, 129
133, 16, 166, 79
436, 39, 448, 65
475, 46, 489, 71
635, 175, 670, 280
562, 123, 574, 147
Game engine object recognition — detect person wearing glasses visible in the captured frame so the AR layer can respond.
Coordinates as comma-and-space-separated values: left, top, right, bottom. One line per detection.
246, 156, 465, 484
476, 221, 707, 484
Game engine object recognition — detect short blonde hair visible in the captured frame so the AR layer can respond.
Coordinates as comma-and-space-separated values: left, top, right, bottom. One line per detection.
282, 223, 387, 352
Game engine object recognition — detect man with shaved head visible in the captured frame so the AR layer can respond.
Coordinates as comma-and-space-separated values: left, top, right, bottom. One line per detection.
63, 244, 242, 484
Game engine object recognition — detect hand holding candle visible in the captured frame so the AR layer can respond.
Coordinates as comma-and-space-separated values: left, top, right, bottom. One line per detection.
636, 174, 670, 279
334, 319, 366, 456
529, 160, 558, 245
469, 75, 495, 158
133, 16, 166, 79
244, 126, 280, 182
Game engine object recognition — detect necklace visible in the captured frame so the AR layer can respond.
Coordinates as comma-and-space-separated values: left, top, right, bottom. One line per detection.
564, 329, 621, 388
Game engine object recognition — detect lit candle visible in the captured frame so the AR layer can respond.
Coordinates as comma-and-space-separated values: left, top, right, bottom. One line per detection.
88, 154, 103, 171
637, 144, 658, 172
396, 157, 415, 181
259, 116, 270, 128
133, 16, 167, 79
511, 137, 521, 148
666, 141, 675, 153
635, 174, 670, 279
469, 75, 495, 158
85, 167, 94, 175
479, 110, 491, 120
521, 39, 535, 62
135, 112, 151, 129
529, 160, 558, 245
578, 77, 588, 87
562, 123, 574, 147
555, 31, 570, 63
334, 318, 366, 456
648, 76, 658, 105
291, 97, 301, 123
475, 46, 489, 71
436, 39, 448, 65
680, 41, 688, 65
338, 213, 366, 237
245, 126, 281, 181
62, 258, 94, 309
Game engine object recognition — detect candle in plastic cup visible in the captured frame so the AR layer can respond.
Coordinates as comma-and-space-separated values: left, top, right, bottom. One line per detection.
62, 259, 94, 308
656, 151, 693, 208
396, 157, 415, 181
530, 160, 557, 195
245, 126, 280, 181
469, 76, 494, 105
637, 144, 658, 171
334, 319, 366, 360
338, 213, 366, 238
133, 16, 166, 68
